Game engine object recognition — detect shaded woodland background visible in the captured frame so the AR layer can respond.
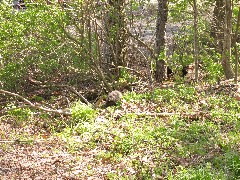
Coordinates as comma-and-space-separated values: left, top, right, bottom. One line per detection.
0, 0, 239, 95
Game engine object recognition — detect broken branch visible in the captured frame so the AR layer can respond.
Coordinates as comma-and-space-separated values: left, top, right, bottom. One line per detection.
0, 89, 71, 115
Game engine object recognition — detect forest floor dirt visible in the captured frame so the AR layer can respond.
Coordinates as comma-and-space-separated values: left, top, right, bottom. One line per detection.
0, 119, 115, 179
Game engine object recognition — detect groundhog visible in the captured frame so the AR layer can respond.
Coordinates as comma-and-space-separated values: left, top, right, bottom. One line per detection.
105, 90, 122, 107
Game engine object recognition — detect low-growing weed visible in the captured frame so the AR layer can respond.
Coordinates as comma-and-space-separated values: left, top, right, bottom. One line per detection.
71, 102, 97, 124
7, 106, 32, 126
172, 163, 226, 180
57, 84, 239, 179
222, 151, 240, 178
124, 91, 149, 102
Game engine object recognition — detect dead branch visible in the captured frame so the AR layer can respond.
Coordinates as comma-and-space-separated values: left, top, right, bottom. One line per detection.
0, 139, 46, 143
0, 89, 34, 106
0, 89, 71, 115
135, 112, 178, 117
21, 80, 92, 106
135, 111, 240, 118
45, 84, 92, 106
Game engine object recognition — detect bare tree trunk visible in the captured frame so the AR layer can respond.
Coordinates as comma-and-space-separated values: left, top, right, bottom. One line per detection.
221, 0, 234, 79
193, 0, 199, 82
155, 0, 168, 83
211, 0, 225, 54
233, 7, 240, 83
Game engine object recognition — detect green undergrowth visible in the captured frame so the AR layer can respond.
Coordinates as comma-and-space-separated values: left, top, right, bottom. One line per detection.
1, 84, 239, 179
56, 84, 240, 179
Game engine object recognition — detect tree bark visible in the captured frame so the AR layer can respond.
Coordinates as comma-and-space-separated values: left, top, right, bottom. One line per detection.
193, 0, 199, 82
155, 0, 168, 83
233, 7, 240, 83
102, 0, 127, 79
211, 0, 225, 54
221, 0, 234, 79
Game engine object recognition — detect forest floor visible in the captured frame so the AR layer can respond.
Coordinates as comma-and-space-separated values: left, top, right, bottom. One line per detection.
0, 80, 239, 179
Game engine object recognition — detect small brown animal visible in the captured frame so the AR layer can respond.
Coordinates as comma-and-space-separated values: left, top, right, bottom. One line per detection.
105, 90, 122, 107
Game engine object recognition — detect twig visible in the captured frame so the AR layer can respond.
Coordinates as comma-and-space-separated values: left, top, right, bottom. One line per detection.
46, 84, 91, 106
20, 82, 92, 106
127, 29, 156, 60
130, 44, 153, 85
135, 112, 178, 117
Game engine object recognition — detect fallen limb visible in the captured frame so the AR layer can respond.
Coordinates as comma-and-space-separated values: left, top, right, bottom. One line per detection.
0, 89, 34, 106
24, 81, 92, 106
135, 112, 179, 117
134, 111, 240, 118
1, 89, 239, 118
0, 139, 46, 143
51, 84, 91, 106
0, 89, 71, 115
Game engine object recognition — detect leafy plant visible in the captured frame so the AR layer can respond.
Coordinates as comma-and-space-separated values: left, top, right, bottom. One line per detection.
173, 163, 226, 180
7, 106, 32, 125
71, 102, 97, 124
225, 151, 240, 178
0, 62, 26, 90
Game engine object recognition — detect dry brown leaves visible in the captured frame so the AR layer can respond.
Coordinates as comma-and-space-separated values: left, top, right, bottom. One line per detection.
0, 119, 115, 179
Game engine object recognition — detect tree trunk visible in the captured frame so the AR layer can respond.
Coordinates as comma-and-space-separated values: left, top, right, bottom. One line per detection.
155, 0, 168, 83
221, 0, 234, 79
211, 0, 225, 54
102, 0, 127, 79
193, 0, 199, 82
233, 7, 240, 83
